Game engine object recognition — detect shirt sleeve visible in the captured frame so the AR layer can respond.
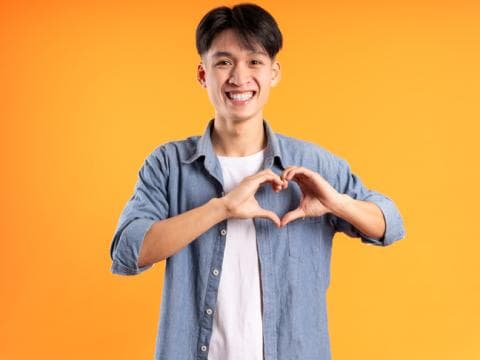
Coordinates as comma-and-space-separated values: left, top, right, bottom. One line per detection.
327, 157, 406, 246
109, 146, 170, 275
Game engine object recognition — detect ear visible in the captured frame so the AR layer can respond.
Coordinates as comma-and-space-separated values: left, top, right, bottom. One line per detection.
197, 62, 207, 88
270, 60, 281, 87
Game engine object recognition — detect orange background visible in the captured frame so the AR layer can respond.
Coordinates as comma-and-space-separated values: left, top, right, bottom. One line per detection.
1, 0, 479, 359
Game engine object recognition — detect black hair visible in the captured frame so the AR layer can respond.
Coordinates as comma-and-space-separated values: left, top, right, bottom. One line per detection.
195, 3, 283, 59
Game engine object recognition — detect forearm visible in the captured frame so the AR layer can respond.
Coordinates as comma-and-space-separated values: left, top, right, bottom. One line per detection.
138, 197, 228, 267
329, 194, 386, 240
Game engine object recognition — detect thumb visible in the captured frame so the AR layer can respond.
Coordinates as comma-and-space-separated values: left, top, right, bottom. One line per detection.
281, 208, 305, 227
255, 208, 281, 228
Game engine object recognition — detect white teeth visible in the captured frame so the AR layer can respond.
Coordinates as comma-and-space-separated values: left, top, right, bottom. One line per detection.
228, 91, 254, 101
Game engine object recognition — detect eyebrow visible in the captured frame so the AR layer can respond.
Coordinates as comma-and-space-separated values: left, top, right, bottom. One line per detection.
211, 50, 268, 58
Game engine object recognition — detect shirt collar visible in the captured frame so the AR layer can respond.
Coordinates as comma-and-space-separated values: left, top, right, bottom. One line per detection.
181, 118, 286, 171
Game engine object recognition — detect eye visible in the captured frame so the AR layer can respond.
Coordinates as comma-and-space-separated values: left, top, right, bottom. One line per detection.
251, 59, 263, 65
216, 60, 231, 66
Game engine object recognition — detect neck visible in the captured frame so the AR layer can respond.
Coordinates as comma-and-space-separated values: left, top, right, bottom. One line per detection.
211, 114, 267, 157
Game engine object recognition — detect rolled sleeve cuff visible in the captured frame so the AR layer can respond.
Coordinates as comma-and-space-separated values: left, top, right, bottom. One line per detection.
110, 218, 157, 276
359, 196, 406, 246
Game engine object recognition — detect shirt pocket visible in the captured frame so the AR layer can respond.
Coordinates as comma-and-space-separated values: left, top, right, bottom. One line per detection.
286, 216, 324, 262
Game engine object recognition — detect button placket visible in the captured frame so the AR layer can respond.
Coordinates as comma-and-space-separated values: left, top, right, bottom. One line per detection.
199, 194, 225, 358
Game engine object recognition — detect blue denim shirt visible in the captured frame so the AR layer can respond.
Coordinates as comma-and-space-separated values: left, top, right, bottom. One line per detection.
109, 118, 406, 360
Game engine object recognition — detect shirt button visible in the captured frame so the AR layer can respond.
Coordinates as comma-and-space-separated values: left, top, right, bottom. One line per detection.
220, 229, 227, 236
201, 345, 207, 352
212, 268, 220, 276
206, 308, 213, 315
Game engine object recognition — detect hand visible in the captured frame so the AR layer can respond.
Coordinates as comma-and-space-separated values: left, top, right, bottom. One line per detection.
220, 169, 287, 227
280, 166, 343, 227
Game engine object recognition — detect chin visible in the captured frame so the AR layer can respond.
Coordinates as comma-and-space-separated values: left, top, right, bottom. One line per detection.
228, 113, 259, 123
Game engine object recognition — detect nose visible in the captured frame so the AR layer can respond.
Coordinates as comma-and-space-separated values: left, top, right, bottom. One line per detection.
228, 63, 252, 87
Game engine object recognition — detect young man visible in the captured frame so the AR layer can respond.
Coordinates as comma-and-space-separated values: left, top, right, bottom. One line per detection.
109, 3, 406, 360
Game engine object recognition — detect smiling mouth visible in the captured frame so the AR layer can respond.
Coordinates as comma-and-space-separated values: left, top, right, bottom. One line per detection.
225, 91, 256, 102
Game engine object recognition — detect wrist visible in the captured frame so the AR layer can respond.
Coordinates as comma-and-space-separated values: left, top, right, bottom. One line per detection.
208, 197, 230, 221
328, 193, 353, 217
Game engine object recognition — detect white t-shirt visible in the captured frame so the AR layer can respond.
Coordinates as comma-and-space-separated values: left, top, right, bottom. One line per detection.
208, 148, 265, 360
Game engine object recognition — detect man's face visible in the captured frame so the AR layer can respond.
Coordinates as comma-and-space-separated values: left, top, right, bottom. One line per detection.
197, 29, 280, 123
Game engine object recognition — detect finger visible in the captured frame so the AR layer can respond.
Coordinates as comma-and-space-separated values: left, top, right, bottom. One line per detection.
280, 166, 297, 180
255, 172, 284, 188
286, 168, 323, 190
268, 175, 285, 189
280, 167, 298, 189
280, 207, 306, 227
274, 177, 288, 190
271, 177, 288, 192
254, 169, 287, 192
284, 166, 314, 181
256, 208, 281, 227
264, 168, 288, 188
282, 167, 303, 185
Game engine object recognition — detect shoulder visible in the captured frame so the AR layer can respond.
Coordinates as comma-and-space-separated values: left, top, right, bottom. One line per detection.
143, 134, 201, 168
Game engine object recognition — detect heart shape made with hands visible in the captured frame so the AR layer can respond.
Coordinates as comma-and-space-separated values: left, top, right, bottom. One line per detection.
262, 166, 338, 227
